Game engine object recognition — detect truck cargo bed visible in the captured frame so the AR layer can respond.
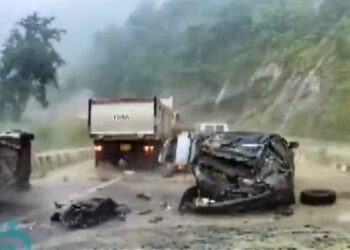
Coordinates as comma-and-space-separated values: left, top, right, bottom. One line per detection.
88, 97, 173, 141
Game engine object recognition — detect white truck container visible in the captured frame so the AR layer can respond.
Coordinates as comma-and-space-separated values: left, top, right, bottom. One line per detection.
88, 97, 174, 168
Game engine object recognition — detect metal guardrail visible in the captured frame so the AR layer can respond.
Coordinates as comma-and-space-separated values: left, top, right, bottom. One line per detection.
30, 138, 350, 175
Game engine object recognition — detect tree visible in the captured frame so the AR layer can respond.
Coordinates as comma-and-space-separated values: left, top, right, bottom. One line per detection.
0, 13, 66, 121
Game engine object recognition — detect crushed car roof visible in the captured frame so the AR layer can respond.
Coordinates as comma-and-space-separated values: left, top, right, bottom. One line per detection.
201, 132, 288, 161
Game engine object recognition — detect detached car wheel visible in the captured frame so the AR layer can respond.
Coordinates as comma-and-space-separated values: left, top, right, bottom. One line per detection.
300, 189, 336, 206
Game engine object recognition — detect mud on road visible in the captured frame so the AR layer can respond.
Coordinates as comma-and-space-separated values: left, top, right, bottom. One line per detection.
3, 157, 350, 249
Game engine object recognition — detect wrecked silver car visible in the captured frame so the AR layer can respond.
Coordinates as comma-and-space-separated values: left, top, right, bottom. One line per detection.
160, 131, 299, 212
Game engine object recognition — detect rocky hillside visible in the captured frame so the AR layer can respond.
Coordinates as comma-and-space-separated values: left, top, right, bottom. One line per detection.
72, 0, 350, 141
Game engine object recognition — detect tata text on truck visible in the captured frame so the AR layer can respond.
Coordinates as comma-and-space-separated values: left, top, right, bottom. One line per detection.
88, 97, 175, 169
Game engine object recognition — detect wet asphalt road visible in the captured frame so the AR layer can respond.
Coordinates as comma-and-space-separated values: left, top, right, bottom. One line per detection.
2, 157, 350, 249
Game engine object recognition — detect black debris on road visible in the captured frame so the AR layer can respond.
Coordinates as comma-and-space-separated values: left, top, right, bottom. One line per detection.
138, 209, 152, 215
54, 201, 64, 209
149, 216, 163, 224
50, 198, 130, 229
137, 193, 152, 201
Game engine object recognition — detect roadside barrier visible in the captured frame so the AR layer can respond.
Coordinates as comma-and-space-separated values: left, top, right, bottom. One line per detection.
32, 147, 94, 174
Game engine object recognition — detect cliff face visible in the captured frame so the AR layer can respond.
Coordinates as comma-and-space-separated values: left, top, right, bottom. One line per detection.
231, 28, 350, 141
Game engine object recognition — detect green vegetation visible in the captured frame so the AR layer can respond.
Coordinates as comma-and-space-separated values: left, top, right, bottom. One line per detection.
74, 0, 350, 141
82, 0, 318, 95
0, 121, 89, 152
0, 13, 65, 121
2, 1, 350, 142
31, 122, 89, 152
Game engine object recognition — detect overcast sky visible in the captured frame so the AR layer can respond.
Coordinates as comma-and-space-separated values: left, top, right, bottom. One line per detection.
0, 0, 142, 65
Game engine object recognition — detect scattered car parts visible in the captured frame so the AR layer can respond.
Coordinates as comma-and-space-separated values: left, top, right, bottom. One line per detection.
174, 132, 299, 213
50, 198, 130, 229
300, 189, 336, 206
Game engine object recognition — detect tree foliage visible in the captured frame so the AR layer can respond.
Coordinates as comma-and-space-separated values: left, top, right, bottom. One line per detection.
79, 0, 350, 101
0, 13, 65, 121
320, 0, 350, 23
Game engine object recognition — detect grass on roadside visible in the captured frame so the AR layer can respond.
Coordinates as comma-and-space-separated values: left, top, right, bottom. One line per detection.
0, 120, 91, 153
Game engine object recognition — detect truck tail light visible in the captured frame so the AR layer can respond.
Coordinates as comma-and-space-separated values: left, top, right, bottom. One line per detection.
95, 145, 103, 152
143, 145, 154, 154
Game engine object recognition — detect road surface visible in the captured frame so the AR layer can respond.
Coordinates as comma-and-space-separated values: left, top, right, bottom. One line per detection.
1, 157, 350, 249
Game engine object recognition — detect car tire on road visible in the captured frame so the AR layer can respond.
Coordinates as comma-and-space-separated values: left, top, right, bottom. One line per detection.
300, 189, 336, 206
